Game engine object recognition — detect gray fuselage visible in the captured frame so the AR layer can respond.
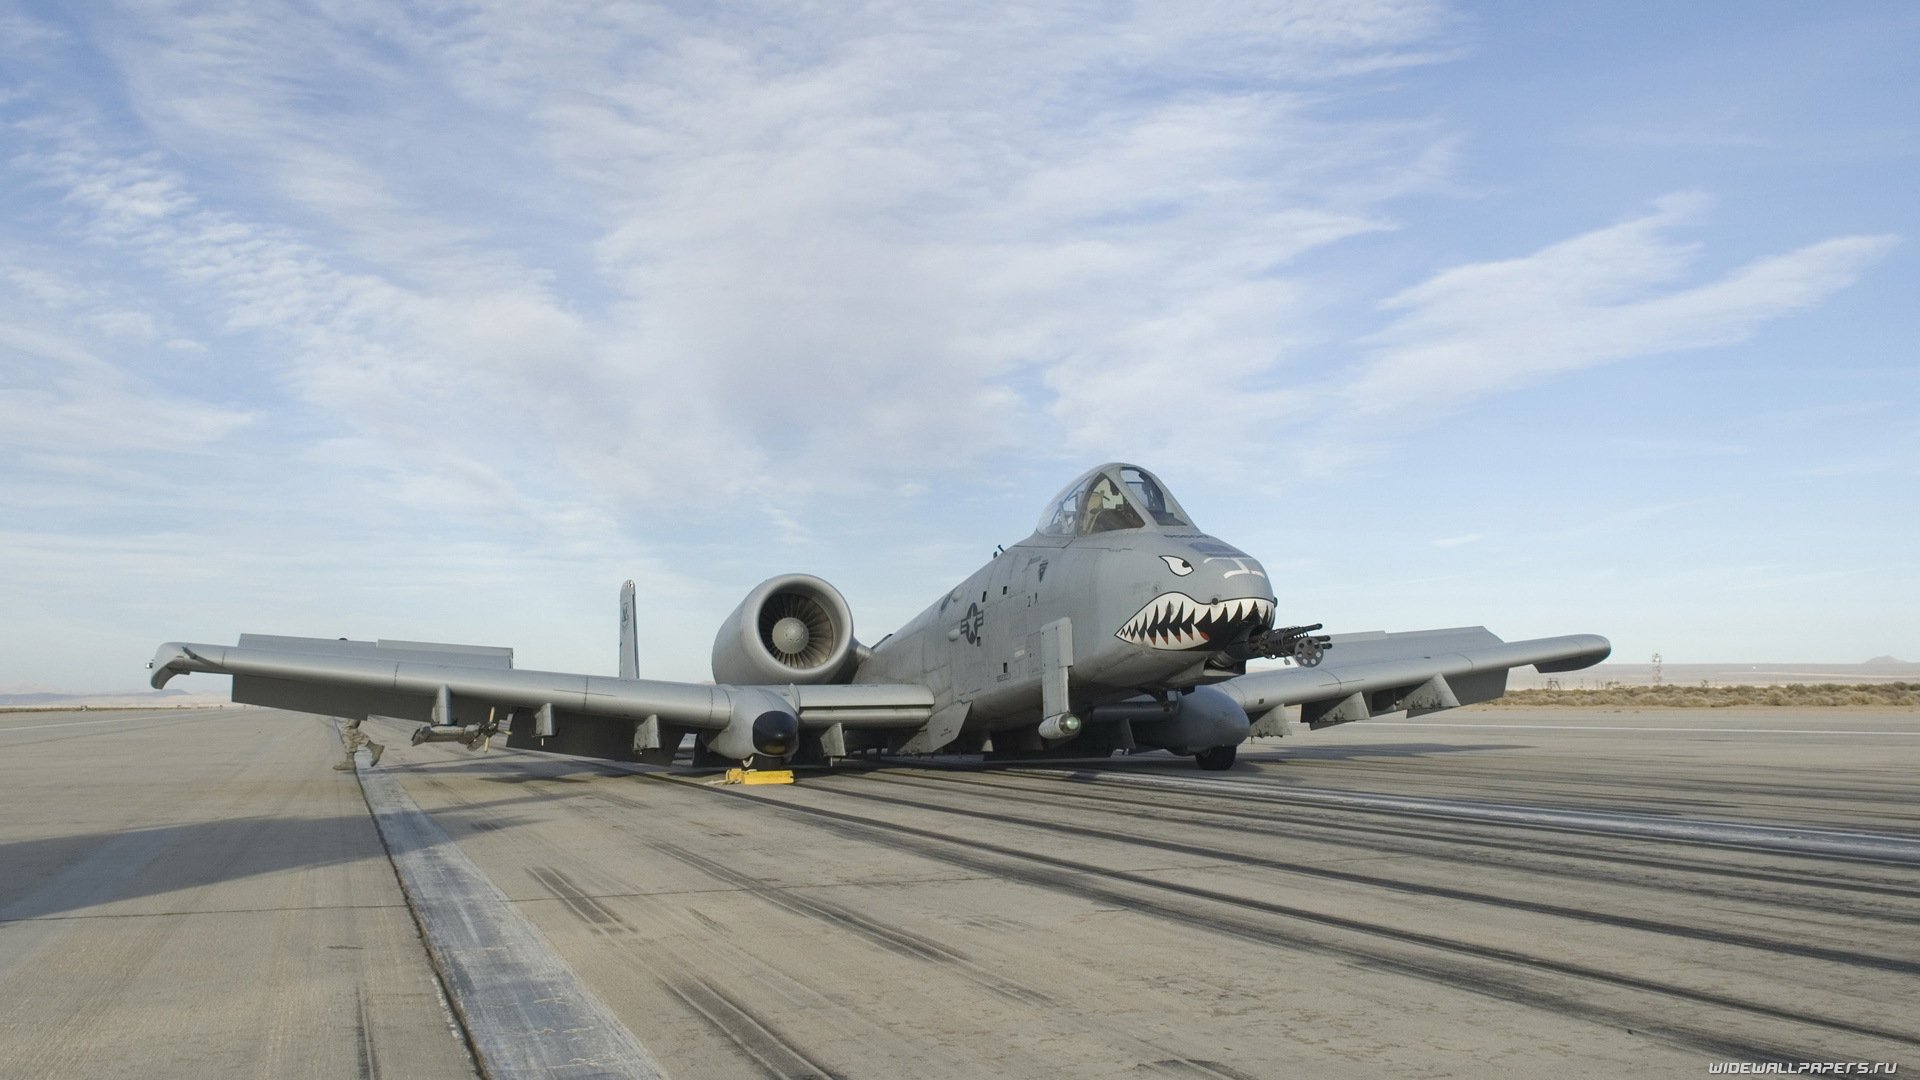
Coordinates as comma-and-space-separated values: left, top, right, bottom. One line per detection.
855, 524, 1278, 735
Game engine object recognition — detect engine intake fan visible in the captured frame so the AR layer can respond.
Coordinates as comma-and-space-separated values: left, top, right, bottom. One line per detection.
712, 574, 862, 686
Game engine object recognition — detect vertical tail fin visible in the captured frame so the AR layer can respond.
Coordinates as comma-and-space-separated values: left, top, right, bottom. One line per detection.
618, 580, 640, 679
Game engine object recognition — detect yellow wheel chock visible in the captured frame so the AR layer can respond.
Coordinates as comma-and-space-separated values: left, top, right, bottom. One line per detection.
708, 768, 795, 786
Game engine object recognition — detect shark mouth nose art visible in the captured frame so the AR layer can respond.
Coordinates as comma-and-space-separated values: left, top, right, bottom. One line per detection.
1116, 593, 1275, 651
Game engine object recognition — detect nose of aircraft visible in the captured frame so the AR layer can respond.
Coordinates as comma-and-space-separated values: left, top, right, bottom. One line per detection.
1111, 543, 1277, 652
1188, 549, 1274, 604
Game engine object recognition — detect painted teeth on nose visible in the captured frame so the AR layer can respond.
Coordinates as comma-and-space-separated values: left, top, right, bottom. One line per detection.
1117, 592, 1279, 650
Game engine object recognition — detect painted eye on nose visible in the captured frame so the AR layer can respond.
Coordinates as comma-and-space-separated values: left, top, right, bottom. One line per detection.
1159, 556, 1194, 576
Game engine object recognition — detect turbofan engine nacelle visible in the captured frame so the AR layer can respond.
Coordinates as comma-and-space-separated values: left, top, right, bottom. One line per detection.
1094, 684, 1250, 755
712, 574, 862, 686
706, 686, 801, 762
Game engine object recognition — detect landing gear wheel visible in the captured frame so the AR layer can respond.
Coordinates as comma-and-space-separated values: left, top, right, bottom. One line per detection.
1194, 745, 1237, 771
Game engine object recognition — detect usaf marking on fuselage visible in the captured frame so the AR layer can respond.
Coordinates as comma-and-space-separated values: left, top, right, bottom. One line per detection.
150, 463, 1610, 772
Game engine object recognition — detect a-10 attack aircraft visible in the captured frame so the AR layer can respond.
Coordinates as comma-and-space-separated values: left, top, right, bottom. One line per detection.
150, 463, 1610, 771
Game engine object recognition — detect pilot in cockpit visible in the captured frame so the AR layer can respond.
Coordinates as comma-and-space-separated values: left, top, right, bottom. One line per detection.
1081, 476, 1145, 534
1038, 464, 1190, 538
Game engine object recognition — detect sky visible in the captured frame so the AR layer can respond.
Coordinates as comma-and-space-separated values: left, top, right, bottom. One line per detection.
2, 1, 1915, 693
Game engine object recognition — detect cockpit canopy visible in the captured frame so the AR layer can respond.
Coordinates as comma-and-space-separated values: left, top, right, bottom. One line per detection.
1036, 463, 1195, 537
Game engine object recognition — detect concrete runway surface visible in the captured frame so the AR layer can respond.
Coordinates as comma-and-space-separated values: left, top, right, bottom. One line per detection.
2, 705, 1916, 1079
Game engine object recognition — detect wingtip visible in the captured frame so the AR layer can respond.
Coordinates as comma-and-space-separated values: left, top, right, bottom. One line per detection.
1534, 634, 1612, 672
149, 642, 189, 689
148, 641, 220, 689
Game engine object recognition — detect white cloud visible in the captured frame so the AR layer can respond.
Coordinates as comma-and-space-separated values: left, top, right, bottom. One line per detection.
1342, 195, 1899, 418
6, 0, 1475, 519
0, 302, 249, 457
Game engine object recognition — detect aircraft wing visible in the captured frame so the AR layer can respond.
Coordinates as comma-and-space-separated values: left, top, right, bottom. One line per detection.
1217, 627, 1610, 730
148, 634, 933, 762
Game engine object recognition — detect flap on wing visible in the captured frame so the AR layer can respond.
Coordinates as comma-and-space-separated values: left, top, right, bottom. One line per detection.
231, 673, 438, 724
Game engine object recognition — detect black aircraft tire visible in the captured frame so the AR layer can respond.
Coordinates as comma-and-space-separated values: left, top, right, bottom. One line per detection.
1194, 745, 1237, 771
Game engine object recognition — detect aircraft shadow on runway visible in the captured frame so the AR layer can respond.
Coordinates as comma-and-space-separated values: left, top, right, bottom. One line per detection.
0, 792, 551, 922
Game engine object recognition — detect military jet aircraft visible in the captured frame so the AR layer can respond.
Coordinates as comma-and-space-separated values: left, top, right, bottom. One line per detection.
149, 463, 1609, 771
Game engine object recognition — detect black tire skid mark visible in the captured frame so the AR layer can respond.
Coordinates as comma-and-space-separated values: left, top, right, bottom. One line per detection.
1041, 767, 1920, 871
877, 767, 1920, 905
816, 781, 1920, 1010
538, 775, 1059, 1008
848, 771, 1920, 967
606, 789, 1293, 1079
696, 778, 1918, 1062
1229, 756, 1920, 815
353, 985, 380, 1080
646, 838, 1053, 1008
524, 857, 841, 1079
661, 974, 847, 1080
1136, 1060, 1265, 1080
527, 865, 631, 931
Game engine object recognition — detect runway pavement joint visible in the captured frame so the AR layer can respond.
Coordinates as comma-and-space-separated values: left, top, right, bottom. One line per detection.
347, 724, 667, 1080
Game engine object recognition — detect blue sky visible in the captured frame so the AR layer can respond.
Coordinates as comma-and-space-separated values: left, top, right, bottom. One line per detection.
2, 1, 1914, 692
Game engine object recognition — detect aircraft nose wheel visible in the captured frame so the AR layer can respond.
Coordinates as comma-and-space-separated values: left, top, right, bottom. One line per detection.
1194, 745, 1237, 770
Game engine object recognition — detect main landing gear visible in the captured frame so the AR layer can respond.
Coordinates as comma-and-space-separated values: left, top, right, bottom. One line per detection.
1194, 745, 1237, 771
